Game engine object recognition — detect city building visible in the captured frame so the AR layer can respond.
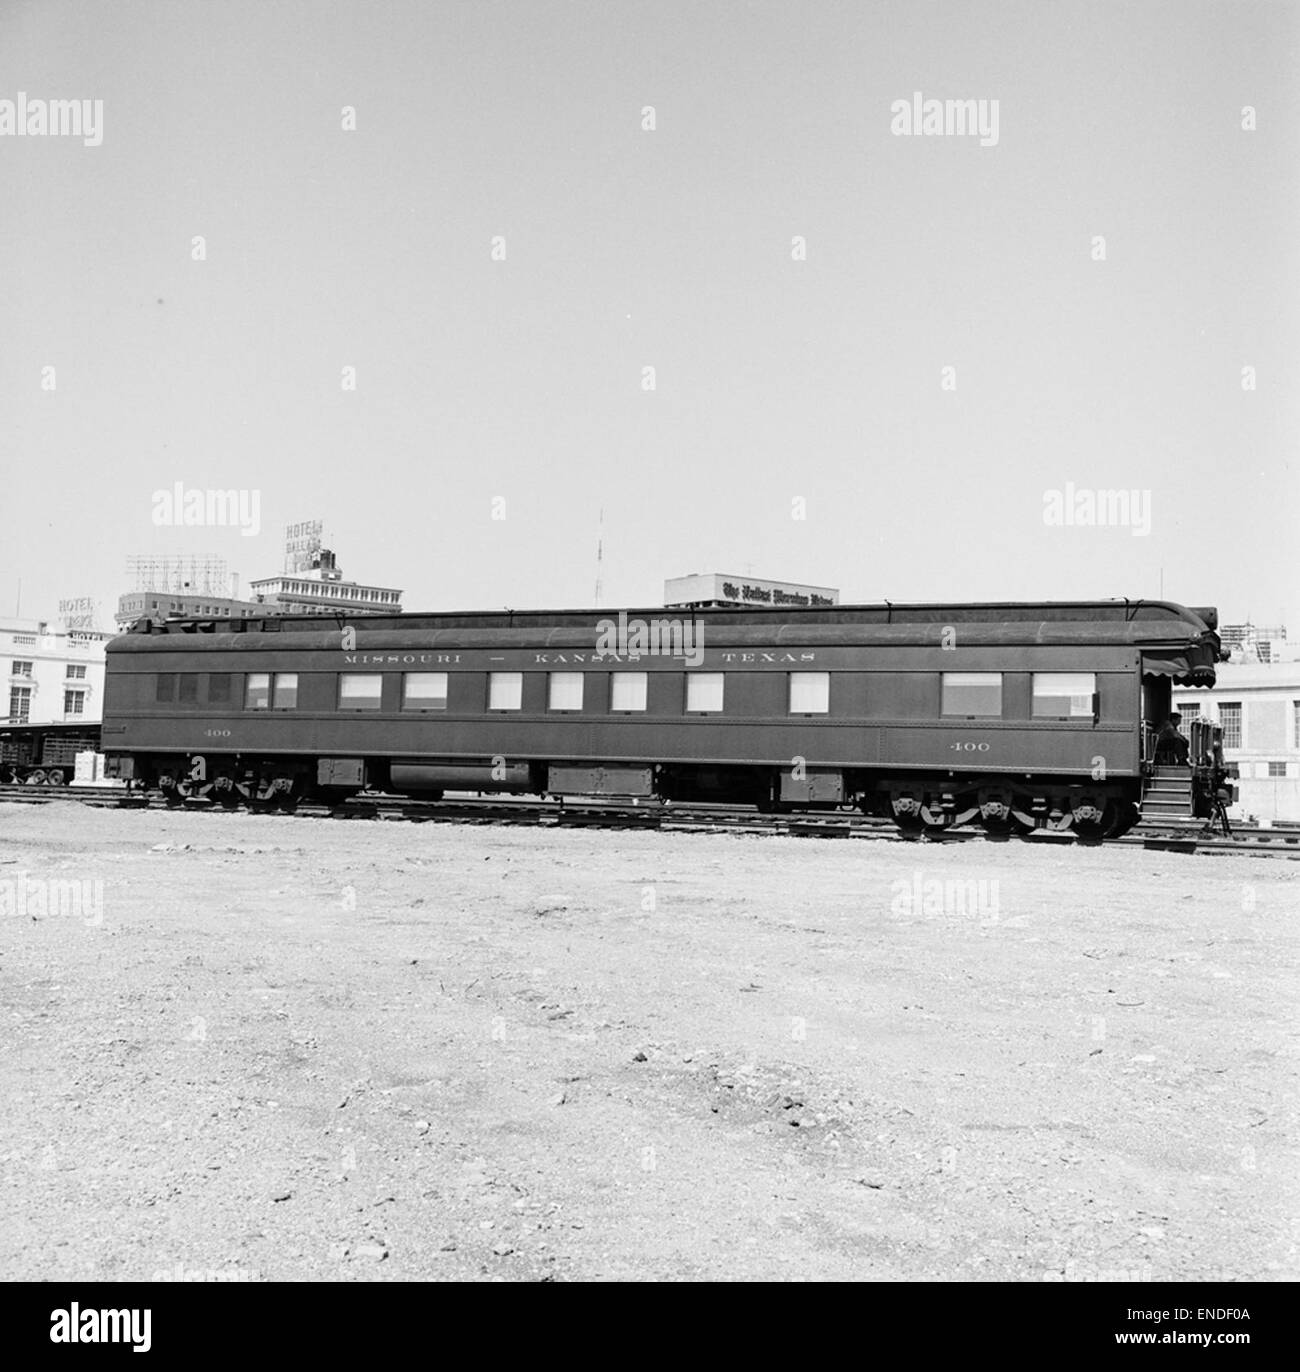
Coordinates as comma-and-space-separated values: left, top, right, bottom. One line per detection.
248, 549, 403, 616
116, 547, 403, 626
664, 573, 839, 610
1219, 622, 1290, 665
2, 617, 112, 725
115, 591, 263, 629
1173, 661, 1300, 823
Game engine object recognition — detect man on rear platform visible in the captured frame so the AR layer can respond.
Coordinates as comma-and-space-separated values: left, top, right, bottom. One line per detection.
1155, 712, 1190, 765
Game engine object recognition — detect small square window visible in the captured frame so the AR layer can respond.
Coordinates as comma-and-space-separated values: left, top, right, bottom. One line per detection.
1032, 672, 1095, 719
941, 672, 1002, 718
611, 672, 647, 711
208, 674, 232, 703
178, 674, 199, 703
273, 673, 298, 709
339, 673, 383, 710
686, 673, 724, 713
789, 672, 829, 714
156, 674, 177, 703
548, 672, 584, 711
246, 673, 270, 710
403, 672, 448, 710
489, 672, 523, 710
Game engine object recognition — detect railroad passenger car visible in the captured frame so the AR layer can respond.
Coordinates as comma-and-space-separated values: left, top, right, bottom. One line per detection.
100, 599, 1231, 838
0, 722, 103, 785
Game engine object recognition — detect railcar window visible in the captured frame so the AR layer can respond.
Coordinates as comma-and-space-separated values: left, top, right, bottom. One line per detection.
686, 672, 725, 713
789, 672, 830, 714
402, 672, 448, 710
178, 674, 199, 703
155, 674, 177, 703
339, 673, 383, 711
272, 673, 299, 709
208, 674, 232, 703
1032, 672, 1096, 718
610, 671, 647, 711
488, 672, 523, 710
246, 673, 271, 710
941, 672, 1002, 717
548, 672, 584, 711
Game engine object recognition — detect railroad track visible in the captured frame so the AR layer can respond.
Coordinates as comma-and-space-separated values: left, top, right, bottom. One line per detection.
2, 783, 1296, 858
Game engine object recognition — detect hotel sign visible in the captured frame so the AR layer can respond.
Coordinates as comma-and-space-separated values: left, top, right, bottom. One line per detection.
284, 519, 323, 573
58, 596, 99, 630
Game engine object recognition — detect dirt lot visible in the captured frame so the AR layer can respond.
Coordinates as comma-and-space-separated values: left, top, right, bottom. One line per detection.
0, 802, 1295, 1282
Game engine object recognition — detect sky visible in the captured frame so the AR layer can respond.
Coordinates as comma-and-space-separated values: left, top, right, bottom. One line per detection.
1, 0, 1297, 629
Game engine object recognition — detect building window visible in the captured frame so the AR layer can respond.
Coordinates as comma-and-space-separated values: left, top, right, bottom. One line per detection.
9, 686, 32, 722
66, 664, 87, 680
1177, 703, 1200, 734
942, 672, 1002, 718
64, 689, 86, 716
1218, 702, 1242, 749
611, 672, 647, 711
208, 674, 232, 703
1032, 672, 1096, 719
246, 673, 271, 710
1267, 761, 1287, 778
156, 674, 176, 702
339, 673, 382, 710
12, 660, 33, 678
12, 635, 36, 646
686, 672, 725, 713
788, 672, 830, 714
402, 672, 447, 711
548, 672, 584, 711
488, 672, 523, 710
272, 673, 298, 709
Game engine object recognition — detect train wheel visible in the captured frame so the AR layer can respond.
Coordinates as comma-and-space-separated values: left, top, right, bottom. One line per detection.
25, 770, 47, 786
1072, 802, 1120, 843
1110, 801, 1141, 838
44, 769, 66, 786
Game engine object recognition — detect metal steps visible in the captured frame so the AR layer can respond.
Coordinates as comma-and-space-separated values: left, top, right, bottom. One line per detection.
1141, 765, 1194, 818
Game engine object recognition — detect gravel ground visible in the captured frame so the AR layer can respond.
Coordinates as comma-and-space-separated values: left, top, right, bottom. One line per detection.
1, 802, 1295, 1282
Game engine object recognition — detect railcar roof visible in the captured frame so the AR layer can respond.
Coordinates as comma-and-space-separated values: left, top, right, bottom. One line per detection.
124, 598, 1219, 636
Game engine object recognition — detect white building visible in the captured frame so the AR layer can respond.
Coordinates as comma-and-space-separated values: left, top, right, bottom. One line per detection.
248, 549, 402, 616
1173, 662, 1300, 823
664, 573, 839, 610
2, 618, 111, 725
